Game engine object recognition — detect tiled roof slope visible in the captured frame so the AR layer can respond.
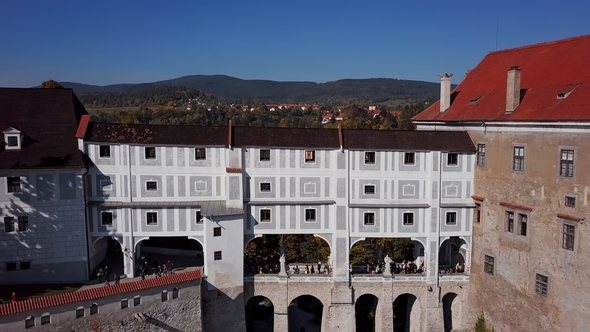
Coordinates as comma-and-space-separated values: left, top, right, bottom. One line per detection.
0, 269, 201, 316
0, 88, 87, 169
413, 34, 590, 122
87, 123, 474, 152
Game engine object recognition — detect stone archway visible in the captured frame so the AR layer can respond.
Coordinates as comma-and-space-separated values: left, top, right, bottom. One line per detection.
439, 237, 468, 273
393, 293, 418, 332
442, 292, 458, 332
355, 294, 378, 332
246, 295, 274, 332
288, 295, 323, 332
134, 236, 204, 276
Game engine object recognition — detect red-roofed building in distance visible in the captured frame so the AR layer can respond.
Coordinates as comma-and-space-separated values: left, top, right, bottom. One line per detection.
413, 34, 590, 332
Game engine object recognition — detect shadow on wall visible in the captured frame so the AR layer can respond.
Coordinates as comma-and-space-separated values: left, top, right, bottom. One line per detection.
202, 279, 246, 332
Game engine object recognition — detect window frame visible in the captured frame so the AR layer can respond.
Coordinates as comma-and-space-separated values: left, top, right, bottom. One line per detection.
447, 153, 459, 166
144, 147, 157, 160
20, 261, 31, 270
99, 145, 111, 158
445, 211, 457, 225
6, 135, 18, 147
6, 176, 21, 193
474, 203, 481, 223
477, 143, 486, 166
304, 208, 317, 222
304, 150, 316, 163
518, 213, 528, 237
101, 211, 113, 226
364, 151, 376, 165
17, 216, 28, 232
260, 149, 271, 162
146, 212, 158, 226
559, 149, 574, 177
403, 152, 415, 165
512, 146, 525, 172
195, 147, 207, 161
5, 262, 17, 272
565, 195, 576, 208
259, 182, 271, 193
562, 223, 575, 251
535, 273, 548, 297
146, 181, 158, 191
363, 212, 375, 226
260, 209, 271, 223
214, 251, 222, 261
196, 210, 203, 224
4, 216, 16, 233
506, 211, 514, 233
213, 227, 221, 237
484, 255, 494, 275
364, 184, 376, 195
402, 212, 414, 226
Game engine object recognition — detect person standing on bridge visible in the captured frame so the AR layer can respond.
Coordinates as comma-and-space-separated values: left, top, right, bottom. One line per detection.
317, 260, 322, 274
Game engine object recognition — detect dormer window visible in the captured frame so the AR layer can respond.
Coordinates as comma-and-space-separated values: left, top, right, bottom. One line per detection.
557, 84, 580, 100
3, 127, 23, 150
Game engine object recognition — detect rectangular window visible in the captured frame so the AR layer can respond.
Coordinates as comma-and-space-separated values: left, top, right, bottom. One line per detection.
404, 152, 415, 165
402, 212, 414, 226
484, 255, 494, 275
146, 212, 158, 225
562, 224, 575, 251
6, 176, 21, 193
304, 150, 315, 163
474, 203, 481, 223
513, 146, 525, 171
364, 185, 375, 195
364, 152, 376, 164
4, 217, 15, 233
260, 149, 271, 161
519, 214, 527, 236
506, 211, 514, 233
213, 227, 221, 237
7, 136, 18, 147
305, 208, 316, 222
133, 296, 141, 306
560, 149, 574, 177
565, 196, 576, 208
195, 148, 206, 160
260, 209, 271, 222
99, 145, 111, 158
196, 211, 203, 224
214, 251, 222, 261
477, 144, 486, 166
20, 261, 31, 270
260, 182, 271, 192
101, 212, 113, 226
535, 273, 548, 297
145, 147, 156, 159
364, 212, 375, 226
446, 212, 457, 225
18, 216, 28, 231
447, 153, 458, 166
146, 181, 158, 191
5, 262, 17, 272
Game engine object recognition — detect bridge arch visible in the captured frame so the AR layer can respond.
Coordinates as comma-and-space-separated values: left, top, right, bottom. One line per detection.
439, 237, 468, 272
288, 294, 323, 332
245, 295, 274, 332
442, 292, 459, 332
355, 293, 379, 332
393, 293, 419, 332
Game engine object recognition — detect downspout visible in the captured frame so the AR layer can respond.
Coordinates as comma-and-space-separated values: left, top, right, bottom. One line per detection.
127, 144, 135, 277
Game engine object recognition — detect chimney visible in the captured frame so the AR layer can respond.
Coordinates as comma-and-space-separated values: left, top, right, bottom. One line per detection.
506, 66, 521, 113
439, 73, 453, 113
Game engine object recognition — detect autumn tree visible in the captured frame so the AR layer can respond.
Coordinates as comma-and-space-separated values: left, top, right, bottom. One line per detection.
41, 79, 63, 88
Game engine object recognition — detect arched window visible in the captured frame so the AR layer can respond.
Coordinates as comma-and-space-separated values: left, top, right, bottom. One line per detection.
121, 298, 128, 309
90, 303, 99, 315
25, 316, 35, 329
133, 295, 141, 306
76, 306, 85, 318
41, 313, 51, 325
161, 290, 168, 302
172, 287, 179, 299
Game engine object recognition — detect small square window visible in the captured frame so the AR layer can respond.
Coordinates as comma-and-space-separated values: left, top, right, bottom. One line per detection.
101, 212, 113, 226
213, 227, 221, 237
41, 313, 50, 325
133, 296, 141, 306
565, 196, 576, 208
6, 176, 21, 193
4, 216, 15, 233
260, 182, 271, 192
446, 212, 457, 225
519, 214, 527, 237
477, 144, 486, 166
305, 209, 316, 222
474, 203, 481, 223
121, 299, 129, 309
146, 212, 158, 225
196, 211, 203, 224
214, 251, 222, 261
146, 181, 158, 191
404, 152, 415, 165
260, 209, 271, 222
99, 145, 111, 158
506, 211, 514, 233
484, 255, 494, 275
513, 146, 525, 172
560, 149, 574, 177
260, 149, 271, 161
364, 212, 375, 226
535, 273, 548, 297
17, 216, 28, 232
364, 152, 375, 164
562, 223, 575, 251
5, 262, 17, 272
145, 147, 156, 159
402, 212, 414, 226
195, 148, 206, 160
447, 153, 458, 166
304, 150, 315, 163
364, 185, 375, 195
20, 261, 31, 270
6, 136, 18, 147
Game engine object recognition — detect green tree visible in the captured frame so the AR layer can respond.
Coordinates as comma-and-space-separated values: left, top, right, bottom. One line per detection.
474, 312, 495, 332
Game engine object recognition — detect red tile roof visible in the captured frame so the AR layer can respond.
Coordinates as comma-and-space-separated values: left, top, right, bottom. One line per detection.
75, 114, 91, 139
0, 269, 201, 316
413, 34, 590, 122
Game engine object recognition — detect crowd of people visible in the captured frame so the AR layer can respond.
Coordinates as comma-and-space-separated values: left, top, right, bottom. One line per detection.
290, 261, 330, 275
136, 255, 175, 279
439, 262, 465, 275
244, 249, 281, 274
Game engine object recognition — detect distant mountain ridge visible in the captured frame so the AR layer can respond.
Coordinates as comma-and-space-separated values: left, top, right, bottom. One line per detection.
57, 75, 446, 103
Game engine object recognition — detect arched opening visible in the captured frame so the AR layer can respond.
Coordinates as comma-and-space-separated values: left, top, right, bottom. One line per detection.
288, 295, 323, 332
245, 235, 330, 275
439, 237, 467, 274
393, 293, 417, 332
442, 293, 458, 332
355, 294, 378, 332
90, 237, 124, 281
245, 296, 274, 332
135, 236, 203, 276
350, 238, 415, 275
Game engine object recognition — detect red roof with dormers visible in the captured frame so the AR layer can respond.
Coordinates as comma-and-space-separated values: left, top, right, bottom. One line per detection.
0, 269, 201, 316
413, 34, 590, 123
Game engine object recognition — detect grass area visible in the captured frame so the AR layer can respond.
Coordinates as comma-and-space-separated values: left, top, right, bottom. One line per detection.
0, 284, 82, 302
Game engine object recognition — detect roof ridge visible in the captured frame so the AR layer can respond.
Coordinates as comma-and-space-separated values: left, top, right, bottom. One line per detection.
489, 33, 590, 55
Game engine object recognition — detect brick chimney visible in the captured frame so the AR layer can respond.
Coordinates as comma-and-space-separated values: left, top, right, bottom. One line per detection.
506, 66, 521, 113
439, 73, 453, 113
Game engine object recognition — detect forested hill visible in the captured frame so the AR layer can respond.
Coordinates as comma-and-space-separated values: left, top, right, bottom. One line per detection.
59, 75, 445, 104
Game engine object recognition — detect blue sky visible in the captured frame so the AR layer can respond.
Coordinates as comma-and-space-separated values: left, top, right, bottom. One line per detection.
1, 0, 589, 87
